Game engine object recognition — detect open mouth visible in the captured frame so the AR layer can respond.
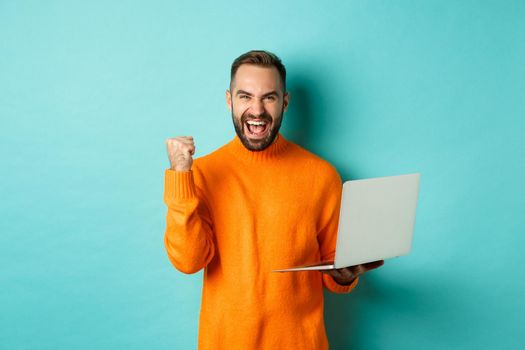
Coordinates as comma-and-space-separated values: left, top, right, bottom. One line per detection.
244, 119, 271, 139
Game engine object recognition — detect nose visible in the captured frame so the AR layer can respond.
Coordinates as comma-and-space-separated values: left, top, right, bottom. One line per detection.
249, 98, 265, 116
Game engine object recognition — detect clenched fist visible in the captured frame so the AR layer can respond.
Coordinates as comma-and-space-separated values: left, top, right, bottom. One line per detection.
165, 136, 195, 171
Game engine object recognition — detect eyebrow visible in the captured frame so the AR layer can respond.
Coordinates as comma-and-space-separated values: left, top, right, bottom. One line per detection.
236, 90, 280, 98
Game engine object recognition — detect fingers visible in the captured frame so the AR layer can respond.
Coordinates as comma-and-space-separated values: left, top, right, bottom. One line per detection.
321, 268, 355, 280
179, 143, 195, 156
321, 260, 385, 281
347, 260, 385, 276
321, 269, 344, 278
177, 137, 194, 145
166, 137, 194, 146
362, 260, 384, 272
165, 136, 193, 143
165, 136, 196, 171
348, 265, 363, 277
338, 267, 356, 280
166, 137, 196, 154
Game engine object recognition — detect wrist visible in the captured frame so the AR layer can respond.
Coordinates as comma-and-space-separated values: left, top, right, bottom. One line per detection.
333, 276, 356, 286
171, 164, 192, 171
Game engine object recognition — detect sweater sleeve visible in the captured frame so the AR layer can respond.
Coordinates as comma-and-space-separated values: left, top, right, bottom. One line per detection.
163, 169, 215, 274
316, 167, 359, 294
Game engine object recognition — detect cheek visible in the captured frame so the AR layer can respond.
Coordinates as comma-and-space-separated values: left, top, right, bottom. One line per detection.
270, 104, 284, 116
236, 106, 250, 118
233, 111, 245, 126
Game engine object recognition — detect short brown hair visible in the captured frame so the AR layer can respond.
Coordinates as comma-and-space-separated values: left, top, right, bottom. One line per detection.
230, 50, 287, 91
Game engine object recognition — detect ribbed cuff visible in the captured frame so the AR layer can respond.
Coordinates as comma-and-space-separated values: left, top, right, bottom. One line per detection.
164, 169, 197, 200
323, 274, 359, 294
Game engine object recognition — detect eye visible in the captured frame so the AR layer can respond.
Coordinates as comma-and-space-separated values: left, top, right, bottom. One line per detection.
239, 95, 250, 100
265, 95, 276, 101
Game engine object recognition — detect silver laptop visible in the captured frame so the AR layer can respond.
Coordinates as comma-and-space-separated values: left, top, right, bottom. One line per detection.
273, 173, 421, 272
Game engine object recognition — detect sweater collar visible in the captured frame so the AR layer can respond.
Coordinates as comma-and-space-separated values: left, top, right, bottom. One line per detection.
226, 133, 289, 162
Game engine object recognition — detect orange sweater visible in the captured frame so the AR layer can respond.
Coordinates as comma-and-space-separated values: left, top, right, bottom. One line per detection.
163, 133, 358, 349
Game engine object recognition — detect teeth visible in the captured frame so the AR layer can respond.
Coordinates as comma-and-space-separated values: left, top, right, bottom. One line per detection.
246, 120, 267, 126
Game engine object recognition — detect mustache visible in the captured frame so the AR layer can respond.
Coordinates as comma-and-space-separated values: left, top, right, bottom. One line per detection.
241, 111, 273, 124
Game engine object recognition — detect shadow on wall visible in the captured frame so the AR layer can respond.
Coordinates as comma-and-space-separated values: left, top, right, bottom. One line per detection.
283, 65, 360, 182
281, 68, 328, 153
282, 81, 315, 150
283, 69, 471, 349
323, 272, 471, 350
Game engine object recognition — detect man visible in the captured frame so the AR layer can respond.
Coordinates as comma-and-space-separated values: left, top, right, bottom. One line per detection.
163, 50, 383, 349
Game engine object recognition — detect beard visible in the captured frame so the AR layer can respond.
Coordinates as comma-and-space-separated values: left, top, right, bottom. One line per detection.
231, 106, 284, 151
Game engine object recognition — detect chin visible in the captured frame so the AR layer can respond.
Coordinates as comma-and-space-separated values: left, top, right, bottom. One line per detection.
242, 131, 277, 151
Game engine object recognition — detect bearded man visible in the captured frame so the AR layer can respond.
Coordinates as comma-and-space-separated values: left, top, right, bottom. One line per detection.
163, 50, 383, 349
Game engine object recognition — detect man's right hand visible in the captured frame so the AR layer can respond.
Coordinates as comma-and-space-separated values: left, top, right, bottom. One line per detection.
166, 136, 195, 171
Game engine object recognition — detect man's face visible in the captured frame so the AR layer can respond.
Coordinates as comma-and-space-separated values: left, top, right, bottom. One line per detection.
226, 64, 289, 151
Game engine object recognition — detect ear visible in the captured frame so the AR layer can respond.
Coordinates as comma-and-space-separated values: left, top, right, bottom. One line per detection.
283, 92, 290, 112
226, 89, 232, 111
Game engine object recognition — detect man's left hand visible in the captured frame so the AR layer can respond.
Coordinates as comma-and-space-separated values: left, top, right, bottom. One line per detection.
322, 260, 385, 285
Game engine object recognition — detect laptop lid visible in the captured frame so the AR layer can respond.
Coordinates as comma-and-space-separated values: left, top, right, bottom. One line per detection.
334, 173, 420, 268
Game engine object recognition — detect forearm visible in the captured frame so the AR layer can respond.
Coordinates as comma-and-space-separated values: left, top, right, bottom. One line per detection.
163, 169, 215, 274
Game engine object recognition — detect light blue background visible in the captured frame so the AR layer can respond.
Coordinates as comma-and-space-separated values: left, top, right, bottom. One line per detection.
1, 1, 524, 349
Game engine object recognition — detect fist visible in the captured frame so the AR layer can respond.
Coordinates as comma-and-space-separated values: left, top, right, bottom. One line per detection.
165, 136, 195, 171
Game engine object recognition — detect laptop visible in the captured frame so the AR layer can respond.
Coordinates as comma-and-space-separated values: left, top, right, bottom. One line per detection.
273, 173, 421, 272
